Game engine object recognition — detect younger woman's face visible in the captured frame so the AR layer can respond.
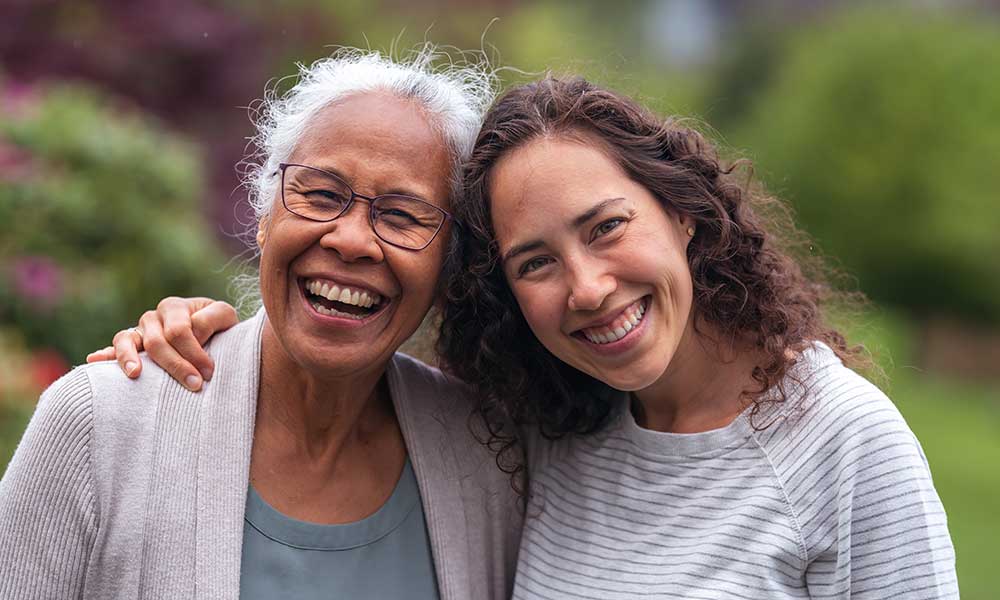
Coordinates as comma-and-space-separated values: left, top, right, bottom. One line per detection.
489, 135, 695, 391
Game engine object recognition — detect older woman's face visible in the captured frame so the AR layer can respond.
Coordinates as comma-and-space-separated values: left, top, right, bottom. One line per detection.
491, 136, 695, 392
257, 93, 452, 378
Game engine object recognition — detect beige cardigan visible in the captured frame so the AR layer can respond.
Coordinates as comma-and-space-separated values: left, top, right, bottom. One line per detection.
0, 311, 522, 599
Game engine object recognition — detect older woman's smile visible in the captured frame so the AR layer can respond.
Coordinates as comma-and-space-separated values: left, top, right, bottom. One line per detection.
301, 277, 385, 322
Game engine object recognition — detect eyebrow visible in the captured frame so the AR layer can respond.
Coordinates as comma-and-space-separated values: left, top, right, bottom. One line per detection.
293, 163, 432, 201
500, 197, 626, 265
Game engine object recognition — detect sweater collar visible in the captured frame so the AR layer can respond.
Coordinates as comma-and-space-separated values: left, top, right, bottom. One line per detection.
192, 310, 471, 599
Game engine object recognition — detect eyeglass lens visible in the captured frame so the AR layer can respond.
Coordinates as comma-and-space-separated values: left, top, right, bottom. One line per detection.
281, 164, 446, 249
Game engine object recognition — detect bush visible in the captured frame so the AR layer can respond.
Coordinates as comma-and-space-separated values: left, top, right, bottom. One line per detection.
732, 7, 1000, 322
0, 81, 228, 363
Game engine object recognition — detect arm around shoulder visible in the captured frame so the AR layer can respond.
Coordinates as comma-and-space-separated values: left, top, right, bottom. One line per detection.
0, 367, 99, 599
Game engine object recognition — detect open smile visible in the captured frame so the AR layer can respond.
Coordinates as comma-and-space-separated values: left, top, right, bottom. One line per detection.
299, 277, 389, 322
573, 296, 651, 347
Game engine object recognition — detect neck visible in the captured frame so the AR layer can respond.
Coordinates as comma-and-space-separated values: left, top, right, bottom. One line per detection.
256, 320, 396, 465
633, 324, 758, 433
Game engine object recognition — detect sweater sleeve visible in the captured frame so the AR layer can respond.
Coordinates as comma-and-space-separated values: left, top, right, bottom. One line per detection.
795, 389, 959, 598
0, 367, 99, 599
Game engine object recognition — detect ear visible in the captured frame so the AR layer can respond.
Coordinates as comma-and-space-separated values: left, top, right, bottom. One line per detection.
256, 215, 270, 248
678, 214, 696, 240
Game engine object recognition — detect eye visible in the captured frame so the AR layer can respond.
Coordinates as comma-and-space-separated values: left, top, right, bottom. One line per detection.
307, 189, 350, 205
591, 217, 626, 241
377, 207, 421, 225
517, 256, 552, 277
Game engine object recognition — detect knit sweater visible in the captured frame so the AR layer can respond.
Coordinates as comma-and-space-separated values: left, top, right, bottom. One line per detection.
0, 311, 522, 599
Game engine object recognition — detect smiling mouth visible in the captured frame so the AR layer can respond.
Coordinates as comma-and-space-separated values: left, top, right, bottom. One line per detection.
301, 278, 385, 320
575, 296, 650, 345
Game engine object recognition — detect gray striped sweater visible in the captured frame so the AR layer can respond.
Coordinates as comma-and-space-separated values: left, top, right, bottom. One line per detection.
515, 345, 958, 599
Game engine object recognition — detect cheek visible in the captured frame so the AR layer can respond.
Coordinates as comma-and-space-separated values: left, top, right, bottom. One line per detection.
512, 284, 564, 341
394, 251, 444, 308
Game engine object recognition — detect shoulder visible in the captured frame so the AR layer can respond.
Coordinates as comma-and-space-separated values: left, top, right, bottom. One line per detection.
65, 356, 170, 436
782, 344, 915, 455
388, 351, 523, 481
17, 365, 102, 455
202, 309, 266, 364
388, 352, 476, 416
756, 343, 931, 501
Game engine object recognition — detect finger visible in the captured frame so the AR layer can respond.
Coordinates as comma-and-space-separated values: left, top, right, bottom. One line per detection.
112, 329, 144, 378
86, 346, 116, 363
143, 332, 204, 392
190, 301, 238, 345
160, 301, 216, 383
139, 309, 203, 392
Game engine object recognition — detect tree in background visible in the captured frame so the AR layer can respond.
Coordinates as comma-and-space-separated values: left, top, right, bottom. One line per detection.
0, 80, 228, 380
731, 7, 1000, 323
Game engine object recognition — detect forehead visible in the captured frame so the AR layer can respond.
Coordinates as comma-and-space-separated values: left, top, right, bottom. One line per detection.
289, 93, 452, 204
489, 136, 629, 242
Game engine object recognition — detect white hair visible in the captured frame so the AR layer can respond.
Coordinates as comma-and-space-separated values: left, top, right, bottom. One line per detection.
244, 44, 498, 220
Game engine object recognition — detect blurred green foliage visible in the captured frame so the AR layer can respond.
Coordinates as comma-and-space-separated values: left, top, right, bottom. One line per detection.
0, 82, 228, 363
731, 8, 1000, 322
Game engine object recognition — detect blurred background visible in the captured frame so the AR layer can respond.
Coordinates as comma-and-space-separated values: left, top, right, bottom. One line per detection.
1, 0, 997, 595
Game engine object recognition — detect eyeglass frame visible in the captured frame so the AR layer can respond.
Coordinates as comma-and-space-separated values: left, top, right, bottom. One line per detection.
276, 162, 455, 251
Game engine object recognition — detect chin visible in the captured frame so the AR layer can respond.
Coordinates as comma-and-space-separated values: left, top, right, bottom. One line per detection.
596, 373, 658, 393
580, 358, 669, 393
570, 363, 643, 392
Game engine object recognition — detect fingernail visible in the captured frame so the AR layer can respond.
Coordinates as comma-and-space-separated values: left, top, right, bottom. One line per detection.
201, 369, 214, 382
185, 375, 202, 391
125, 361, 138, 375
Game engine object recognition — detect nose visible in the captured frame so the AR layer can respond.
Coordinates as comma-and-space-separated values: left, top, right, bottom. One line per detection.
566, 258, 616, 312
319, 200, 384, 263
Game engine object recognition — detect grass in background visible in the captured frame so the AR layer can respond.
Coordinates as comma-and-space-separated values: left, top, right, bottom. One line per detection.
890, 375, 999, 599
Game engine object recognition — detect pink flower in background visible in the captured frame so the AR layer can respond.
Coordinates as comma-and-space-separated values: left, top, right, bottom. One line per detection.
10, 256, 63, 308
0, 140, 36, 182
0, 80, 37, 118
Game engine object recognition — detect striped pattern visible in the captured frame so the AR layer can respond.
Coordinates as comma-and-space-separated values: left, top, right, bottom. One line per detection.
514, 346, 958, 599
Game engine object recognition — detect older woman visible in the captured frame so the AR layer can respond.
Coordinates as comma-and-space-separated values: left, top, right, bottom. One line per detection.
90, 77, 958, 597
0, 48, 520, 599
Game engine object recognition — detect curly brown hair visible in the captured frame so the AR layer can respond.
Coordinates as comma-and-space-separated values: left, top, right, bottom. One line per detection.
438, 76, 865, 471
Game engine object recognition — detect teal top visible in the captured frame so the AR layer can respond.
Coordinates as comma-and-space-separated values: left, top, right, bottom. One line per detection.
239, 459, 439, 599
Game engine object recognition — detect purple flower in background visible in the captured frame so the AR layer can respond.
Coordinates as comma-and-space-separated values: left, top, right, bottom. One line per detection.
10, 256, 63, 308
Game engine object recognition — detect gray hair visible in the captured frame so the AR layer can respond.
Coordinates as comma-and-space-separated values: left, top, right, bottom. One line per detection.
244, 44, 498, 221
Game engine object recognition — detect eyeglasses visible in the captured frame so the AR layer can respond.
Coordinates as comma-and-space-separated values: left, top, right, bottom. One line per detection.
278, 163, 453, 251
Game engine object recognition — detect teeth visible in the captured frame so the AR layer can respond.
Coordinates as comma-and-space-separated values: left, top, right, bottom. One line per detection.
581, 300, 647, 345
309, 301, 368, 320
305, 279, 382, 309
